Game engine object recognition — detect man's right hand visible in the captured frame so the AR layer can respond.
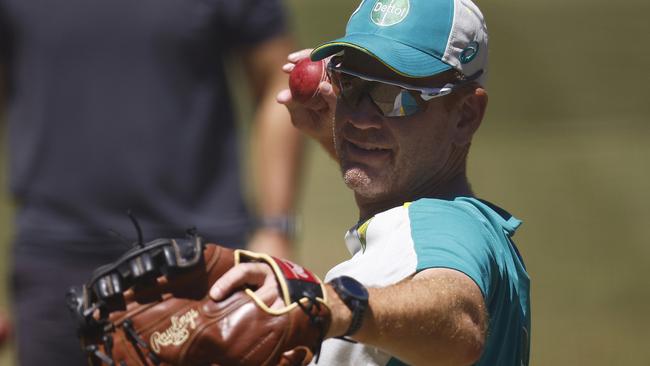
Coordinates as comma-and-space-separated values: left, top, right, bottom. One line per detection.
277, 49, 338, 158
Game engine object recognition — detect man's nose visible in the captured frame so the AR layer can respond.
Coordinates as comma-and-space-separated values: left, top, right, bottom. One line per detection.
345, 94, 385, 130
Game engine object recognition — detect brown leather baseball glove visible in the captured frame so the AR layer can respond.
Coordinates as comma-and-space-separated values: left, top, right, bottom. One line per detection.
66, 234, 330, 366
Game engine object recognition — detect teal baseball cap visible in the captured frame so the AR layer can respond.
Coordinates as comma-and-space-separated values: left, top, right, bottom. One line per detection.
312, 0, 488, 84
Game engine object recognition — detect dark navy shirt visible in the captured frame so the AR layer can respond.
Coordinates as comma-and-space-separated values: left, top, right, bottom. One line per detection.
0, 0, 287, 248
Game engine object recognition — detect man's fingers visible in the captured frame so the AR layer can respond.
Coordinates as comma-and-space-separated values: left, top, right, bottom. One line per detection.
278, 89, 326, 111
209, 263, 274, 301
210, 262, 284, 309
319, 82, 337, 111
282, 63, 295, 73
277, 88, 292, 105
254, 283, 284, 309
288, 48, 313, 63
278, 83, 332, 110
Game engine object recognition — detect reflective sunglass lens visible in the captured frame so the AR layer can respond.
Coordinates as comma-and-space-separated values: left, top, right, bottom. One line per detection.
368, 86, 420, 117
393, 91, 420, 117
330, 69, 423, 117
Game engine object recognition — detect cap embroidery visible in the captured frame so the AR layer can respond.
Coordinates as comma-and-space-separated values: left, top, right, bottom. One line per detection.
460, 41, 480, 64
371, 0, 410, 27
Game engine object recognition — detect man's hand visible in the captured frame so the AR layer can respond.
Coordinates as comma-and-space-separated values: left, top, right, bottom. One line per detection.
209, 261, 283, 309
68, 239, 330, 366
277, 49, 338, 158
210, 259, 354, 341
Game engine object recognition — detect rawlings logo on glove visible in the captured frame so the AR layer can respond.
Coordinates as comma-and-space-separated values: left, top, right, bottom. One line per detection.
66, 233, 330, 366
150, 309, 199, 353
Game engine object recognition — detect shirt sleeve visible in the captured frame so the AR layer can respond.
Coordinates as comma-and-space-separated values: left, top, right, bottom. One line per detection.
408, 200, 496, 299
216, 0, 288, 47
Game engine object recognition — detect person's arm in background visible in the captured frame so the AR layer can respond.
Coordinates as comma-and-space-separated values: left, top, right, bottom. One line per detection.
242, 36, 304, 259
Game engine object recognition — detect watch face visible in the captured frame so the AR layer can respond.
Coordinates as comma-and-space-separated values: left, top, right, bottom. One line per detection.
339, 276, 369, 299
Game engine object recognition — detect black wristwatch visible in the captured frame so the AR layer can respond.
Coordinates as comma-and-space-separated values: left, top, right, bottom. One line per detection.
329, 276, 369, 337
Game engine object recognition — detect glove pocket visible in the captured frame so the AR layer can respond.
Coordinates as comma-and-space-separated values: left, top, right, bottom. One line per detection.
109, 297, 210, 365
181, 292, 293, 366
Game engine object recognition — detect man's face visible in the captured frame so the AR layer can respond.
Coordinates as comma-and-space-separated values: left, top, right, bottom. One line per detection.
333, 50, 465, 203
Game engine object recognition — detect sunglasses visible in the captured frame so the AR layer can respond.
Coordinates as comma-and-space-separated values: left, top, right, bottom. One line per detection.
326, 58, 482, 117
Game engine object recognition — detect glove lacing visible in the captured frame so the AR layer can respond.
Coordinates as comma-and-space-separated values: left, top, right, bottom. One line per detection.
296, 295, 327, 363
123, 319, 161, 365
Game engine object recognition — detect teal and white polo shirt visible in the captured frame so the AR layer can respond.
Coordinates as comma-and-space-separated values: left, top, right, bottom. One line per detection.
314, 197, 530, 366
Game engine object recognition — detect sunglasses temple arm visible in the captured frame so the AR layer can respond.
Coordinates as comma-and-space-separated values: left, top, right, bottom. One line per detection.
420, 69, 484, 101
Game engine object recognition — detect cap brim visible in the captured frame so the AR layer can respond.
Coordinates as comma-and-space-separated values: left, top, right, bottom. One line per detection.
311, 34, 452, 78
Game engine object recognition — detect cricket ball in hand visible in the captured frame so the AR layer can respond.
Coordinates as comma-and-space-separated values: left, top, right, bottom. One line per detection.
289, 58, 328, 103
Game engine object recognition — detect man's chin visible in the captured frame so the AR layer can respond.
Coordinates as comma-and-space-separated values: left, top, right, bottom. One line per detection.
342, 167, 388, 198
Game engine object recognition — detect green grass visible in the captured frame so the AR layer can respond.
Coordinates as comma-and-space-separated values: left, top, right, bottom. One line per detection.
2, 0, 650, 365
469, 123, 650, 365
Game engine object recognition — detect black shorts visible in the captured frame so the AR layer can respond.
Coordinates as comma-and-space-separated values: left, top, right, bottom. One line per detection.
11, 238, 126, 366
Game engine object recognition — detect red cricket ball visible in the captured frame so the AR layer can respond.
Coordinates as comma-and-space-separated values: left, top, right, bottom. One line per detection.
289, 58, 328, 103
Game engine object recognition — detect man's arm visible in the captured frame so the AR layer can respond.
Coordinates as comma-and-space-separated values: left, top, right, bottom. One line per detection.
241, 36, 304, 258
327, 268, 487, 366
211, 264, 487, 366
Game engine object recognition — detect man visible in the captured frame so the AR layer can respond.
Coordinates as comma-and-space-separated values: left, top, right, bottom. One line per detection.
0, 0, 301, 364
211, 0, 530, 365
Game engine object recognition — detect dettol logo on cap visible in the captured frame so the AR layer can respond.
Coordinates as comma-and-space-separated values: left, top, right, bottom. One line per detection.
371, 0, 410, 27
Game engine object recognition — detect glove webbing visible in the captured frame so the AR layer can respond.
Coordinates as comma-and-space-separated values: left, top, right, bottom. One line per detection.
85, 319, 162, 366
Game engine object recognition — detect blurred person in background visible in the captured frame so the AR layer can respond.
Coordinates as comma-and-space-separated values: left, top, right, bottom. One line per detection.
0, 0, 302, 364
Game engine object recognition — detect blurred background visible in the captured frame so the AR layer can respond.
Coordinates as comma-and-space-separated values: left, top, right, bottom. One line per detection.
1, 0, 649, 364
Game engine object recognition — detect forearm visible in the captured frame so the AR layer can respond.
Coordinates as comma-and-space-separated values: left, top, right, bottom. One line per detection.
328, 269, 487, 366
252, 93, 304, 220
244, 36, 304, 255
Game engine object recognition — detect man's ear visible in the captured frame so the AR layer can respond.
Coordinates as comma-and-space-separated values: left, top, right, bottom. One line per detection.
453, 87, 488, 146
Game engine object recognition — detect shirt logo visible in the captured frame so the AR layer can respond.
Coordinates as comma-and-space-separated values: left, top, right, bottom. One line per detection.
371, 0, 410, 27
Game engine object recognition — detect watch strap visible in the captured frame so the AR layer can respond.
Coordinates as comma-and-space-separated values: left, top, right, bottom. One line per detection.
330, 276, 369, 337
343, 298, 365, 336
